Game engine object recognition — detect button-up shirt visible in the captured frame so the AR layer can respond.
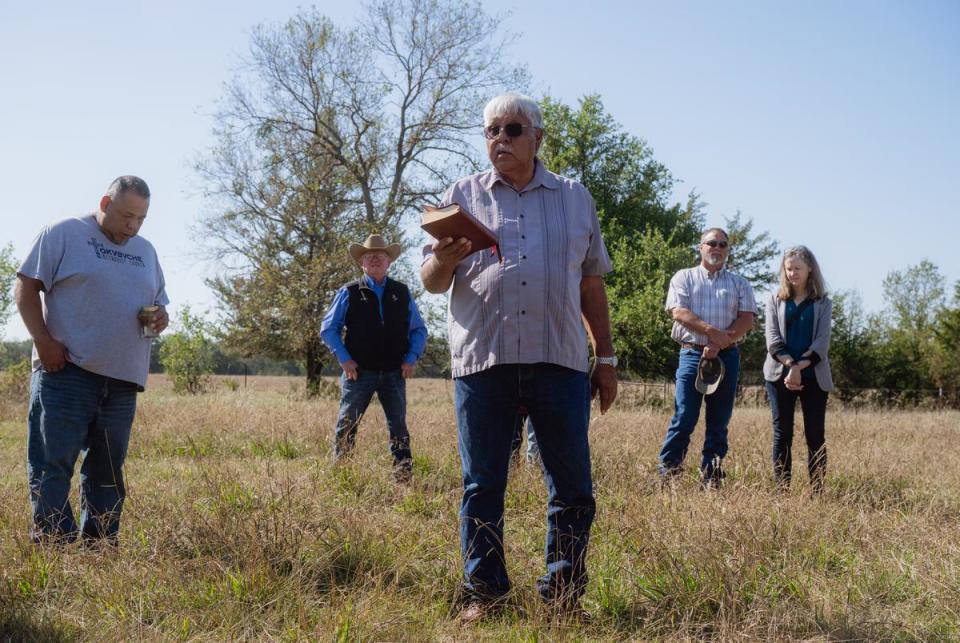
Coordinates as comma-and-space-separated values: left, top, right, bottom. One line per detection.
423, 160, 612, 378
320, 274, 427, 365
665, 264, 757, 345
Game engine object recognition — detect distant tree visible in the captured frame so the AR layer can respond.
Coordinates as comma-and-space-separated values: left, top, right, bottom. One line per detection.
160, 307, 216, 395
876, 260, 945, 392
723, 211, 779, 291
828, 290, 884, 399
197, 1, 524, 392
0, 243, 17, 336
933, 281, 960, 395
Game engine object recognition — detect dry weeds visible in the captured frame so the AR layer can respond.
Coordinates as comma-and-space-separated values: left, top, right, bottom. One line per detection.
1, 375, 958, 641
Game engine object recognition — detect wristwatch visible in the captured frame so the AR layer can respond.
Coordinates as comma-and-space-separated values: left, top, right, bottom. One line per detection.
595, 355, 618, 368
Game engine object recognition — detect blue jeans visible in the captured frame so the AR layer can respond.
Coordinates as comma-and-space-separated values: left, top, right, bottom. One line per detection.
334, 368, 411, 465
659, 347, 741, 475
27, 363, 139, 542
454, 363, 594, 604
765, 376, 828, 489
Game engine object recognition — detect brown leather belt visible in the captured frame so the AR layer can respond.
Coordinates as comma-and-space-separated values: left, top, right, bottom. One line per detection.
681, 342, 734, 352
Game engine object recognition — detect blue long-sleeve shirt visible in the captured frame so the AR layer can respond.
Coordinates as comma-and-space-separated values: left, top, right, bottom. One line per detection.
319, 274, 428, 366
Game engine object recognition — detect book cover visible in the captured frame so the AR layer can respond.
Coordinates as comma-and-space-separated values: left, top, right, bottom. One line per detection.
421, 203, 500, 259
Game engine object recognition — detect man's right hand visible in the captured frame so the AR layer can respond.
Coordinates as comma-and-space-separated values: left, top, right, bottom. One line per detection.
432, 237, 473, 267
341, 360, 359, 380
705, 326, 735, 349
36, 336, 69, 372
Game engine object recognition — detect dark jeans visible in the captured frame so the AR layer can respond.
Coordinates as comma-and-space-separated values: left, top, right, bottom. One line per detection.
27, 363, 139, 542
454, 363, 594, 604
765, 376, 828, 490
659, 347, 741, 477
334, 368, 411, 465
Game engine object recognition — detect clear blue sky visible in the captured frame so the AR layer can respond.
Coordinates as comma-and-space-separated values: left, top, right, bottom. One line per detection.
2, 0, 958, 340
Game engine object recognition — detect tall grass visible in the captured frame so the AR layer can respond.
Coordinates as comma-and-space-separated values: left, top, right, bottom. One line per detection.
1, 376, 958, 640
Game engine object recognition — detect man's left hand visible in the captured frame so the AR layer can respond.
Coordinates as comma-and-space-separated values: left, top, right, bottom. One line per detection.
591, 363, 618, 414
151, 306, 169, 334
401, 362, 415, 379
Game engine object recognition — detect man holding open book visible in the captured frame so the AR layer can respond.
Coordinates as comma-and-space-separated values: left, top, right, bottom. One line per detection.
420, 92, 617, 620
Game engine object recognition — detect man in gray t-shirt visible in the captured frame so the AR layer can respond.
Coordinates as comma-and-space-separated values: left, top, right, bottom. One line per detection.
15, 175, 169, 543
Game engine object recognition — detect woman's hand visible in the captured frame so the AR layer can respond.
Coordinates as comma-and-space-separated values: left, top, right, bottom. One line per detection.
784, 365, 804, 391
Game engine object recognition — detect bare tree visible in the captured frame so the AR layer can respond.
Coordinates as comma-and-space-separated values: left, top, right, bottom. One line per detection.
196, 1, 524, 391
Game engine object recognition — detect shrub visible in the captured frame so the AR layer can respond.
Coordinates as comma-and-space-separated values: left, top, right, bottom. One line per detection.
0, 357, 31, 403
159, 307, 215, 395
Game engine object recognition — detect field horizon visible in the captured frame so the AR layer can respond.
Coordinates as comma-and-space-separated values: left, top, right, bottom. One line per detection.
1, 375, 958, 641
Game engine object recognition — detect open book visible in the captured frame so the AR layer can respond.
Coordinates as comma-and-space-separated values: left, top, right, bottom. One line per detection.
421, 203, 500, 259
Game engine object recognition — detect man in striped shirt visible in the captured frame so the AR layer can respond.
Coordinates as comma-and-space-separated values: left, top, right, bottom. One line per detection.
421, 92, 616, 620
659, 227, 757, 488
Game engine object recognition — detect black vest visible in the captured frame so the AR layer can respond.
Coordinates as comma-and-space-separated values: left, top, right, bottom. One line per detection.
344, 278, 411, 371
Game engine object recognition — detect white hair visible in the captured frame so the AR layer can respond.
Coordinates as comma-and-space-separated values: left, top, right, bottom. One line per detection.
483, 92, 543, 128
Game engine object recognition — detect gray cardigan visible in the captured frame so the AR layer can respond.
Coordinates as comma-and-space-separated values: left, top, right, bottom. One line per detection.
763, 292, 834, 391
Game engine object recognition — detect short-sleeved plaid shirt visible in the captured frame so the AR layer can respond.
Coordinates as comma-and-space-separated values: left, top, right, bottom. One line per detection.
423, 161, 612, 378
665, 264, 757, 345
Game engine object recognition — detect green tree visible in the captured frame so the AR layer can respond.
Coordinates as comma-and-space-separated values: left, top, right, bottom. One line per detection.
0, 243, 17, 336
933, 281, 960, 396
538, 95, 701, 245
198, 1, 523, 392
159, 307, 216, 395
828, 290, 884, 399
876, 260, 945, 392
723, 211, 779, 290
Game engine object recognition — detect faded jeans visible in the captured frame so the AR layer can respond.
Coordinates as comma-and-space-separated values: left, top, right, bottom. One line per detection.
333, 368, 412, 465
27, 363, 138, 542
659, 346, 741, 476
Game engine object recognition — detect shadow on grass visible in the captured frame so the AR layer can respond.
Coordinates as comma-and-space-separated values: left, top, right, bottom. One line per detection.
0, 605, 78, 643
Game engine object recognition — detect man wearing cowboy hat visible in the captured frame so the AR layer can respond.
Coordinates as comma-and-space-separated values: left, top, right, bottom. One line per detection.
320, 233, 427, 480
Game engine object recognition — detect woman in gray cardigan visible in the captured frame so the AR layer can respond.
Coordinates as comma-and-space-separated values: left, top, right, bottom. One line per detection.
764, 246, 833, 492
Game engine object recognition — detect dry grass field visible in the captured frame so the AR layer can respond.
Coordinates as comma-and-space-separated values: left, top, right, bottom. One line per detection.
1, 375, 959, 641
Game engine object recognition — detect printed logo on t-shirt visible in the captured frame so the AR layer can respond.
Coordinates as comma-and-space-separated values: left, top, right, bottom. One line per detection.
88, 238, 145, 267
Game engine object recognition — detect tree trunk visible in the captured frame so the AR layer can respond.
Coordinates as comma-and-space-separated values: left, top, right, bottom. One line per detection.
305, 342, 325, 397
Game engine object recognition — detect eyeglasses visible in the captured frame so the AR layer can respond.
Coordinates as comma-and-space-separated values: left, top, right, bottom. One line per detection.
483, 122, 536, 139
702, 240, 729, 249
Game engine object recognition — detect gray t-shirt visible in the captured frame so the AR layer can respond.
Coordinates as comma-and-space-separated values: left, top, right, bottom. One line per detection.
18, 214, 169, 389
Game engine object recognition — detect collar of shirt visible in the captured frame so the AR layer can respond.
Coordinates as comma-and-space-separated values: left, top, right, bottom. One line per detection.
480, 158, 561, 193
697, 263, 728, 281
361, 274, 388, 294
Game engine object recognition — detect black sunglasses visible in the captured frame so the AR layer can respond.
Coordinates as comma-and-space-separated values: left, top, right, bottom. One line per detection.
483, 122, 536, 139
702, 240, 729, 248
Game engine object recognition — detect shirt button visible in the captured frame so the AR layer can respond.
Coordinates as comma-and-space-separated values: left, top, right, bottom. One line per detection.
519, 214, 524, 218
521, 310, 526, 315
522, 281, 527, 286
521, 235, 525, 239
522, 255, 527, 260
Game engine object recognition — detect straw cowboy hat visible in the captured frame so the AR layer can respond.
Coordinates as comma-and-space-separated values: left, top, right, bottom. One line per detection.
348, 234, 401, 266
